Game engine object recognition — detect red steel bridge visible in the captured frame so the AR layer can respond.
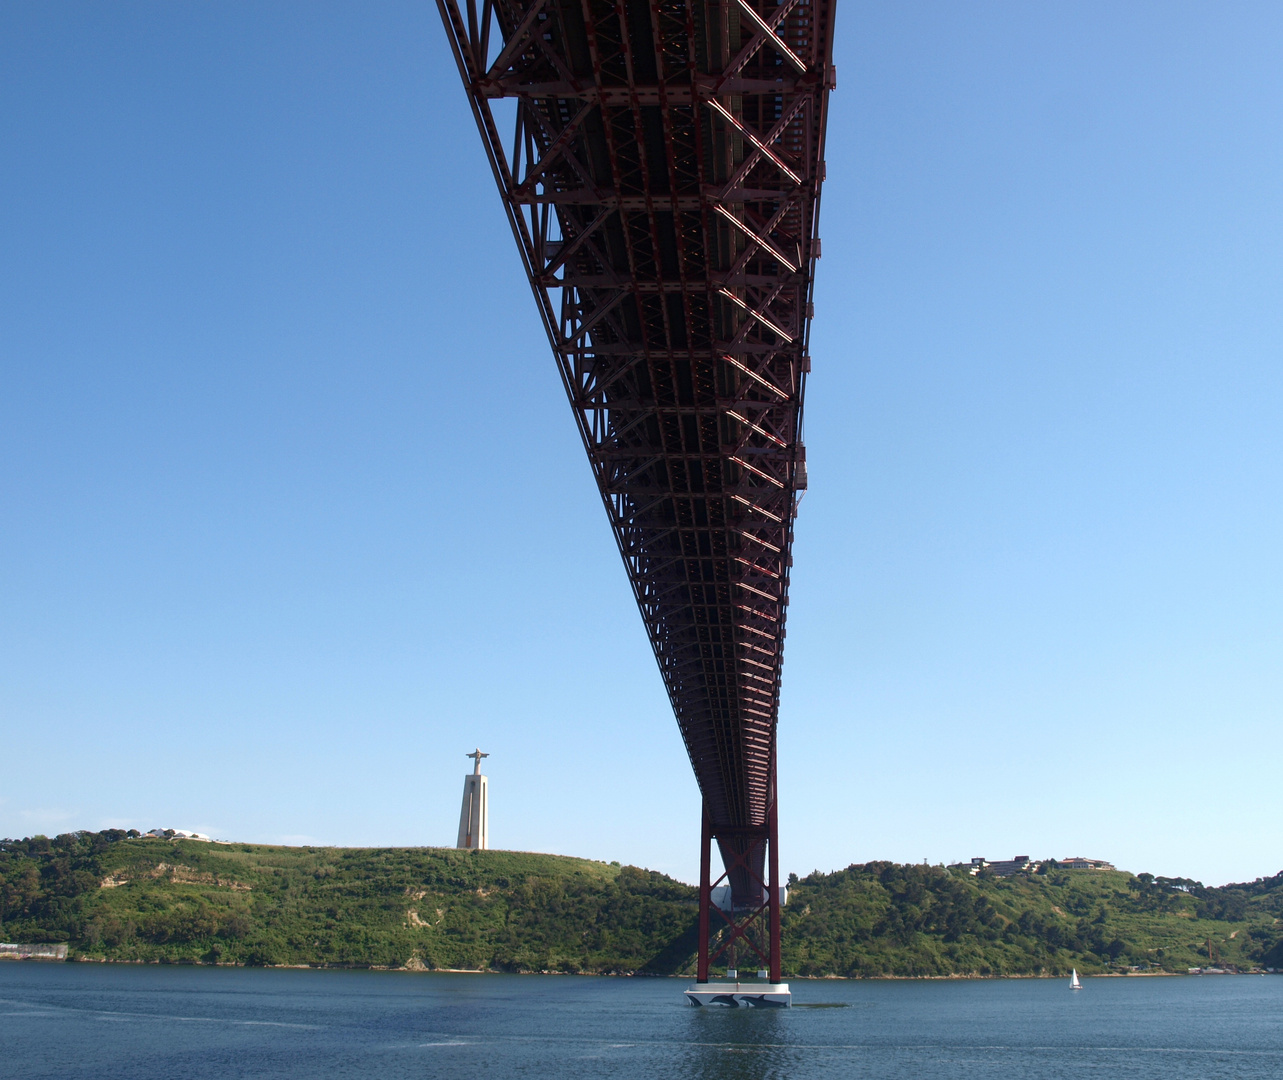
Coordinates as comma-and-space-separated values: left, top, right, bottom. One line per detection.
438, 0, 835, 989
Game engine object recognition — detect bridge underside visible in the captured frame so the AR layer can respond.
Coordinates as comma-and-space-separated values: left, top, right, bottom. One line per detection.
439, 0, 833, 979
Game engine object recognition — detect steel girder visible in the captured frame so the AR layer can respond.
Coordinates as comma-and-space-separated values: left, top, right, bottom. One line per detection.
438, 0, 834, 913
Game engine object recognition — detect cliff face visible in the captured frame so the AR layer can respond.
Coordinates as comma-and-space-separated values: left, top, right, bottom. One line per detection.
2, 832, 1280, 976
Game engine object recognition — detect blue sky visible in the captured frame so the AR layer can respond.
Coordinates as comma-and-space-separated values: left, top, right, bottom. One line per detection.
2, 2, 1280, 887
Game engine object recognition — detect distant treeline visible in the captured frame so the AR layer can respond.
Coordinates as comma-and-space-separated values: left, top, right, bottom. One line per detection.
2, 831, 1280, 976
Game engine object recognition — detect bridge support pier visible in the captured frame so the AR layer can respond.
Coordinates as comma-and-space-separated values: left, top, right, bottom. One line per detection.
687, 777, 788, 1006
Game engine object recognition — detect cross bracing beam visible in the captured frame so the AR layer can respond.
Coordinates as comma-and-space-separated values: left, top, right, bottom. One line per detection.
438, 0, 835, 979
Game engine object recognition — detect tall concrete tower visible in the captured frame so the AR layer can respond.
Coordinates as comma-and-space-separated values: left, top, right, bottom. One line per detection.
456, 749, 488, 850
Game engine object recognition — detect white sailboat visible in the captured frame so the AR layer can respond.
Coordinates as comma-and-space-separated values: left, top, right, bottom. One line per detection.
1070, 969, 1081, 990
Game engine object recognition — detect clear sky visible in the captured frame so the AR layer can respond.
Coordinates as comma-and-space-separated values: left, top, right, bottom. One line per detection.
2, 3, 1280, 888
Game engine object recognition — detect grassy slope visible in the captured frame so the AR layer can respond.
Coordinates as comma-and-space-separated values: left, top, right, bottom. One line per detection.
2, 832, 1280, 975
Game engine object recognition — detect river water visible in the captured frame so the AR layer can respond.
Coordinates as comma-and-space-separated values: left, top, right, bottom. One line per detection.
1, 965, 1280, 1078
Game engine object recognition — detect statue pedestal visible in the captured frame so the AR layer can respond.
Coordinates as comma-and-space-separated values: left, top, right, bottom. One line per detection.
456, 771, 488, 850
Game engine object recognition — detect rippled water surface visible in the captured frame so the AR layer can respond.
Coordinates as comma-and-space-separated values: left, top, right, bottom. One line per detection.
2, 965, 1281, 1078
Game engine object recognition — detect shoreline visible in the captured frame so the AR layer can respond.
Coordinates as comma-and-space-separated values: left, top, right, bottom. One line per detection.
11, 957, 1267, 979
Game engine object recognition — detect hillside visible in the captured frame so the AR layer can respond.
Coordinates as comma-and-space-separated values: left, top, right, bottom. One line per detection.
0, 832, 694, 973
2, 831, 1280, 976
783, 861, 1283, 976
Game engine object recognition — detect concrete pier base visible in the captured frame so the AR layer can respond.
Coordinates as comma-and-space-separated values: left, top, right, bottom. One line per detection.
684, 981, 791, 1007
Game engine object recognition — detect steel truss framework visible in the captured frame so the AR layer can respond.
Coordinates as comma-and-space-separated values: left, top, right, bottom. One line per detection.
438, 0, 834, 983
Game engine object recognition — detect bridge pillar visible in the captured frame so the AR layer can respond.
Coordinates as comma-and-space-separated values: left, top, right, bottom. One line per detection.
697, 805, 712, 983
769, 788, 782, 982
695, 781, 783, 988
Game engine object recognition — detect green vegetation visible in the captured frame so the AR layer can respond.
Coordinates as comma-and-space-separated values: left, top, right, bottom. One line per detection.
782, 862, 1283, 976
0, 831, 694, 972
2, 831, 1281, 976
